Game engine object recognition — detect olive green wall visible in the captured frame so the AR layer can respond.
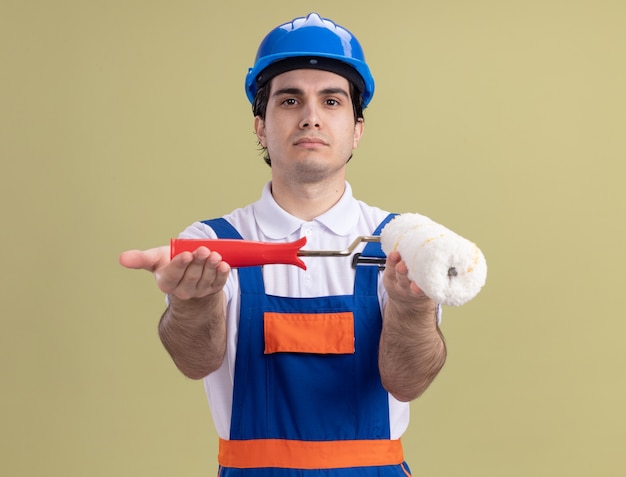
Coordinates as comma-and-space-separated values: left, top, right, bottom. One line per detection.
2, 1, 625, 475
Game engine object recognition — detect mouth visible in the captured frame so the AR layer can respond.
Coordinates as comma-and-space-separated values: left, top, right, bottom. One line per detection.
294, 136, 328, 147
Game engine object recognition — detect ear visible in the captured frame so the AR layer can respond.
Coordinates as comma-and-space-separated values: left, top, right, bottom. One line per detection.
353, 118, 364, 148
254, 116, 267, 147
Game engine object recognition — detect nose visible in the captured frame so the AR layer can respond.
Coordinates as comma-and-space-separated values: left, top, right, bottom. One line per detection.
299, 103, 321, 129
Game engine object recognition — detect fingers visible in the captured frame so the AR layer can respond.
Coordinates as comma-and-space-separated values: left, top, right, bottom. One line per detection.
120, 245, 231, 300
384, 251, 425, 300
195, 254, 230, 293
119, 246, 170, 272
157, 247, 231, 299
385, 251, 409, 277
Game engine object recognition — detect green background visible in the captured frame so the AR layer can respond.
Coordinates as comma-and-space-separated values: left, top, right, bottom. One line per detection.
2, 1, 625, 475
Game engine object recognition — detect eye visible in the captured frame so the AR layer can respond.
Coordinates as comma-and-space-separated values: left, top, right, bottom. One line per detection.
325, 98, 340, 106
281, 98, 298, 106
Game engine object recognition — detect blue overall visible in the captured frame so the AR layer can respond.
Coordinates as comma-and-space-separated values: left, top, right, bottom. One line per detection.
204, 216, 411, 477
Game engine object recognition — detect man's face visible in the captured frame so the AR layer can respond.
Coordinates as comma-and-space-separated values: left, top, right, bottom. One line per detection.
254, 69, 364, 184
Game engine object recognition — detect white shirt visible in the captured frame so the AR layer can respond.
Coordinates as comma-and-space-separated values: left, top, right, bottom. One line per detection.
179, 181, 410, 440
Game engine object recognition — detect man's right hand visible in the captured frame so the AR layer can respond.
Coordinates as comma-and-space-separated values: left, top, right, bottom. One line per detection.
119, 246, 231, 300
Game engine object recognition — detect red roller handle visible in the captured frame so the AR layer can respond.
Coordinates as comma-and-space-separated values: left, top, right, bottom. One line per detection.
170, 237, 308, 270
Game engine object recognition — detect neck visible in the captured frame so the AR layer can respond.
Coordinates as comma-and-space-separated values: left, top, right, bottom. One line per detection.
271, 178, 346, 221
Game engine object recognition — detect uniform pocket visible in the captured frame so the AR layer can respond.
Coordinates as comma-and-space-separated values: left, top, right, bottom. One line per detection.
264, 312, 355, 354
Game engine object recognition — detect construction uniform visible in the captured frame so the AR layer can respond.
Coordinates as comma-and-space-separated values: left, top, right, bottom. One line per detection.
180, 182, 412, 476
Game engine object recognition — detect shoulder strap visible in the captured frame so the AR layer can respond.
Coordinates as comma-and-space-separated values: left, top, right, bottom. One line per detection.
353, 213, 397, 296
359, 213, 398, 259
201, 217, 243, 240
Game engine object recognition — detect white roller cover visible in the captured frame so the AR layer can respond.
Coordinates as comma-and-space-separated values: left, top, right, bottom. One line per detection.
380, 213, 487, 306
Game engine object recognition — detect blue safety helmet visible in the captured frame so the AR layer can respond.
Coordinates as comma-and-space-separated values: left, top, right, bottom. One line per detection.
245, 13, 375, 107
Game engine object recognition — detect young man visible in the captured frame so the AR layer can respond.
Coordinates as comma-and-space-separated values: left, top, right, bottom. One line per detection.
120, 13, 446, 476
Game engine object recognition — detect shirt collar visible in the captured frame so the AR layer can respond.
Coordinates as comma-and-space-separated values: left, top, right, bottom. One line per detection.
254, 181, 360, 239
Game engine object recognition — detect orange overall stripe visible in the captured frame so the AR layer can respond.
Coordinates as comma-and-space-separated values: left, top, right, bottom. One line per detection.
264, 312, 355, 354
218, 438, 404, 469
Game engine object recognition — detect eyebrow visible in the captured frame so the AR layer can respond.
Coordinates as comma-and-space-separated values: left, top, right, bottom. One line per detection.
272, 87, 350, 99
